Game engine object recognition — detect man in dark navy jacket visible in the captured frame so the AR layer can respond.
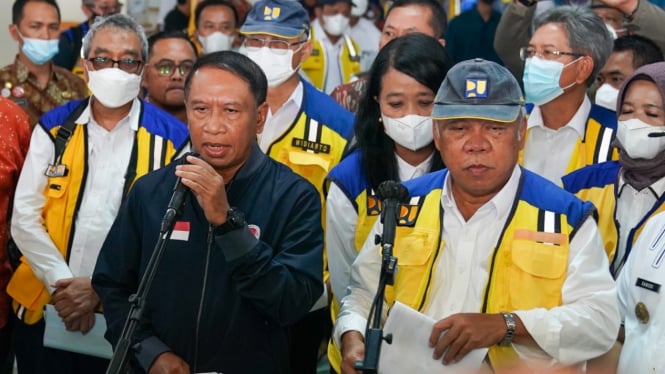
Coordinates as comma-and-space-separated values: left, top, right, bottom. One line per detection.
92, 51, 324, 374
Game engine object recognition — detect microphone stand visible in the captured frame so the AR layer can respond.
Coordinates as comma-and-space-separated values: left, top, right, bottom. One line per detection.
355, 181, 407, 373
106, 208, 180, 374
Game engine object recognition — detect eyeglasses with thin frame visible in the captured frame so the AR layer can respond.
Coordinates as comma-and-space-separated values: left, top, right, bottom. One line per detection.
87, 56, 143, 74
243, 37, 306, 55
519, 47, 585, 61
150, 60, 195, 77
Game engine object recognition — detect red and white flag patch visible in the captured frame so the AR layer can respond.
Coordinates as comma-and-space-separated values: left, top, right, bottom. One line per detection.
248, 224, 261, 240
171, 221, 190, 241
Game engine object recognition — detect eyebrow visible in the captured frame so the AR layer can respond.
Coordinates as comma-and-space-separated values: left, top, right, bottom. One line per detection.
92, 47, 141, 57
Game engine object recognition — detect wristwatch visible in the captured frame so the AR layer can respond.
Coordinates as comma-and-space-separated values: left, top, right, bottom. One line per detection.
213, 208, 246, 235
498, 312, 516, 346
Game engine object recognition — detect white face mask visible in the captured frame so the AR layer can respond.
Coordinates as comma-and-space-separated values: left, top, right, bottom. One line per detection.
198, 32, 234, 54
351, 0, 369, 17
595, 83, 620, 111
242, 46, 299, 88
616, 118, 665, 159
382, 114, 433, 151
87, 68, 142, 108
322, 14, 350, 36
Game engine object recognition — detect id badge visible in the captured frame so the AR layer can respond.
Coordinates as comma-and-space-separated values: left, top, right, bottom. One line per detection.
44, 164, 68, 177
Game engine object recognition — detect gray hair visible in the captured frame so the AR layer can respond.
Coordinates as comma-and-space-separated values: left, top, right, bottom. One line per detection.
81, 13, 149, 62
532, 6, 612, 87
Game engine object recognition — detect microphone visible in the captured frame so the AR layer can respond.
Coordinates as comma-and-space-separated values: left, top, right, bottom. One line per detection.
160, 152, 200, 234
377, 180, 410, 248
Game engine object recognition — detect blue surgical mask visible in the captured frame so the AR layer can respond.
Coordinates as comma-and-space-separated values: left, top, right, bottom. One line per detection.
17, 30, 59, 65
523, 57, 579, 105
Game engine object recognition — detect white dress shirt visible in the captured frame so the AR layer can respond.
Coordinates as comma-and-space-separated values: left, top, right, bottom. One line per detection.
348, 17, 381, 72
258, 82, 303, 152
327, 152, 433, 303
311, 18, 345, 94
335, 165, 619, 368
617, 211, 665, 374
12, 98, 140, 294
523, 97, 591, 185
614, 173, 665, 276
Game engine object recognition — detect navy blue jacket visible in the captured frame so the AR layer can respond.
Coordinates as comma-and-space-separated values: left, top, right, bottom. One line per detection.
92, 144, 324, 373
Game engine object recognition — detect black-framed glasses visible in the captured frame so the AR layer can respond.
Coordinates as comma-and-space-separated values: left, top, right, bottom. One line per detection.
150, 60, 194, 77
87, 56, 143, 74
243, 37, 306, 55
519, 47, 585, 61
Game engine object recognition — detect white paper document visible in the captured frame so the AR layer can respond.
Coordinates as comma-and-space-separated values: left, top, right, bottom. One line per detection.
378, 301, 488, 373
43, 304, 114, 359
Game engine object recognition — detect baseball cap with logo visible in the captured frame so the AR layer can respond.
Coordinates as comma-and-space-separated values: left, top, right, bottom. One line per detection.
240, 0, 311, 38
432, 58, 525, 123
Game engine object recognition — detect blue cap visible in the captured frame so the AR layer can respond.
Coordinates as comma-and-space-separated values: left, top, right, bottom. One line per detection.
240, 0, 310, 38
432, 58, 525, 123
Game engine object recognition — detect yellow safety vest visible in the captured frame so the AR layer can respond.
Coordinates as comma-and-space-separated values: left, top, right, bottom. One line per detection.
301, 28, 361, 92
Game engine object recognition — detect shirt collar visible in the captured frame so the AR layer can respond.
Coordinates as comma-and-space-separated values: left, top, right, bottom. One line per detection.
527, 96, 591, 138
76, 97, 142, 131
396, 151, 434, 182
441, 164, 522, 218
618, 171, 665, 198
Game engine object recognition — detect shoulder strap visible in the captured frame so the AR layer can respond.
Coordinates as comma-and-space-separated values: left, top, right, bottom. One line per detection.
53, 100, 89, 164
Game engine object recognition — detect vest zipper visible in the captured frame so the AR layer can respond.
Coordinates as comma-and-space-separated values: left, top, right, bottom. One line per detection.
193, 225, 214, 371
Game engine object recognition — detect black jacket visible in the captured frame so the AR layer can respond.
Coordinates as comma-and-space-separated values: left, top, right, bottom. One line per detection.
92, 144, 324, 373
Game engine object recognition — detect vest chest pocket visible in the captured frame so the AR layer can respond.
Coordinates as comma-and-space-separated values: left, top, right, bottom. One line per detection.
390, 228, 437, 308
45, 176, 70, 199
284, 150, 334, 193
509, 239, 568, 310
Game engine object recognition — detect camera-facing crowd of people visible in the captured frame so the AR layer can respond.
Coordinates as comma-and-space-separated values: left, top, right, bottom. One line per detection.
1, 0, 665, 373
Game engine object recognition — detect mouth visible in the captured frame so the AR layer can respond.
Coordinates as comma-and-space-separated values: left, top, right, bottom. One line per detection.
464, 164, 491, 175
201, 143, 229, 157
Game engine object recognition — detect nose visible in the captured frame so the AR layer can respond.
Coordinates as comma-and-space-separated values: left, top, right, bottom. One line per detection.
463, 126, 490, 153
203, 110, 229, 134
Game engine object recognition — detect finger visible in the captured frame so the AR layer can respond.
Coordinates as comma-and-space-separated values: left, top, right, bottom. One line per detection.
443, 329, 469, 365
80, 314, 96, 334
450, 339, 476, 365
429, 319, 452, 347
53, 278, 73, 288
433, 325, 458, 360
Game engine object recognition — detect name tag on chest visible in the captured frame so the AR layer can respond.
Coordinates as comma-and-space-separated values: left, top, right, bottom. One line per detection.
636, 277, 661, 293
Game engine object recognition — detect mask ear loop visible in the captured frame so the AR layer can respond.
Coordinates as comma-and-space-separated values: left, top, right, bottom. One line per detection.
561, 56, 584, 90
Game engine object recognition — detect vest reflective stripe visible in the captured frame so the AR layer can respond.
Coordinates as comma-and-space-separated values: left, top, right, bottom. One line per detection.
301, 29, 362, 91
7, 122, 181, 324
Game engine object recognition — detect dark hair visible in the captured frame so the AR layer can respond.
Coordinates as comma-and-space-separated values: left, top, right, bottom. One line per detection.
355, 33, 452, 190
386, 0, 447, 38
148, 30, 198, 58
184, 51, 267, 106
614, 35, 664, 70
12, 0, 61, 24
195, 0, 239, 28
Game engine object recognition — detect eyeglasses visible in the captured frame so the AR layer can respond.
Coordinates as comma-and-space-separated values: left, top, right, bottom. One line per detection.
519, 47, 585, 61
87, 56, 143, 74
86, 2, 123, 15
150, 60, 194, 77
243, 37, 306, 55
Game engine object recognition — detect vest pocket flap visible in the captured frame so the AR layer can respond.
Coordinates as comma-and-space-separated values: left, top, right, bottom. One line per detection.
393, 230, 437, 266
45, 179, 69, 198
288, 151, 332, 171
511, 239, 567, 279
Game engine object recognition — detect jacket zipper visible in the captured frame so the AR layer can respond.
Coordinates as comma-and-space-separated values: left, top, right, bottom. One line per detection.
193, 225, 214, 371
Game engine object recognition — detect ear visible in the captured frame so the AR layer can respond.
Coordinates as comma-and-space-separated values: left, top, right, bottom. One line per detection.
517, 116, 527, 150
9, 24, 20, 43
299, 39, 313, 63
432, 121, 442, 152
81, 58, 90, 82
256, 101, 268, 134
314, 6, 322, 19
575, 55, 594, 85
